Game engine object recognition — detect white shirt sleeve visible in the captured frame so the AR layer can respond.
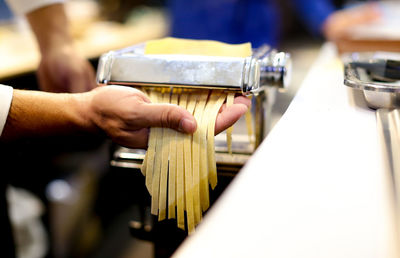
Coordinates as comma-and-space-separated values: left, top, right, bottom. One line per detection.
0, 85, 13, 136
5, 0, 65, 16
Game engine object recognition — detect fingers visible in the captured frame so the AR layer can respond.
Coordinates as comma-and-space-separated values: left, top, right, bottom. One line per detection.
219, 95, 251, 113
138, 95, 248, 135
233, 95, 252, 107
140, 103, 197, 133
116, 100, 248, 147
215, 103, 248, 135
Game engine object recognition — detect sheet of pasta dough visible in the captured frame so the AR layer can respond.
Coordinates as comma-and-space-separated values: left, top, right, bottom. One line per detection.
145, 37, 252, 57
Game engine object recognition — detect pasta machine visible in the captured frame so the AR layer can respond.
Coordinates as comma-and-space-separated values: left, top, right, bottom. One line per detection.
96, 42, 291, 171
96, 41, 291, 244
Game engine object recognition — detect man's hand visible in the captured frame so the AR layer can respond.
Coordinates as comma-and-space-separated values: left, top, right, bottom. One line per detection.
323, 3, 381, 41
86, 86, 197, 148
27, 4, 96, 93
37, 44, 96, 93
85, 86, 250, 148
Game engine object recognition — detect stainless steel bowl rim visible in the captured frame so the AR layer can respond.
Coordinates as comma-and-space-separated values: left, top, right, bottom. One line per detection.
344, 64, 400, 93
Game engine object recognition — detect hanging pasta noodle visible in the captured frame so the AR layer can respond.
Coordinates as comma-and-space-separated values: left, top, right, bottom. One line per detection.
144, 89, 237, 232
245, 96, 254, 146
184, 93, 198, 234
207, 93, 228, 190
199, 92, 219, 211
151, 91, 164, 215
144, 90, 159, 195
226, 92, 235, 154
141, 37, 253, 233
191, 91, 209, 224
176, 92, 188, 230
168, 92, 179, 219
141, 151, 147, 176
158, 91, 172, 221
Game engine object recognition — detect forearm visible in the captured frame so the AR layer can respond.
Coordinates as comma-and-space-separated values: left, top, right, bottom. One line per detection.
1, 90, 96, 140
0, 86, 248, 148
26, 3, 73, 53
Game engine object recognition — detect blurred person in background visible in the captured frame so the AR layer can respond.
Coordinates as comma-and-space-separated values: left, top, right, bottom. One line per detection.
5, 0, 96, 93
169, 0, 381, 47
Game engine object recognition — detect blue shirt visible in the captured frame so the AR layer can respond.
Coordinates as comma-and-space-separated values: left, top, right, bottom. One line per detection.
169, 0, 336, 47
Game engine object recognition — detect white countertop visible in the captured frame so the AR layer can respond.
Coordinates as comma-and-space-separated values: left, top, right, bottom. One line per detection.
174, 43, 398, 258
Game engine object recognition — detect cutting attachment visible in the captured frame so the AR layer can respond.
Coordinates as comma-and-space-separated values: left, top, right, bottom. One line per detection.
96, 43, 291, 95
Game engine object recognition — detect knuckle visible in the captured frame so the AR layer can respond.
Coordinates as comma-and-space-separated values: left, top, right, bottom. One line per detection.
160, 108, 172, 128
129, 107, 140, 120
160, 106, 180, 128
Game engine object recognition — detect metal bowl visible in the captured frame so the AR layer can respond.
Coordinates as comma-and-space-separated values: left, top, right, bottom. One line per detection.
344, 53, 400, 109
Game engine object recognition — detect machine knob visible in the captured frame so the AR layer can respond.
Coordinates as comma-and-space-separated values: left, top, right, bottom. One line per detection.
259, 51, 292, 90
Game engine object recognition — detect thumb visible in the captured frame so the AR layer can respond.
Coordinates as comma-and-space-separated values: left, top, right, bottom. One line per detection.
141, 103, 197, 133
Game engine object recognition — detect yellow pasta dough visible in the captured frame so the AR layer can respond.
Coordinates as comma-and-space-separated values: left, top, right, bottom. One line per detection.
176, 92, 188, 230
245, 96, 254, 146
145, 37, 252, 57
183, 93, 198, 234
143, 89, 234, 233
158, 92, 172, 221
191, 91, 208, 224
141, 37, 253, 233
168, 93, 179, 219
198, 92, 219, 211
144, 90, 159, 195
226, 92, 235, 155
207, 93, 227, 190
150, 91, 164, 215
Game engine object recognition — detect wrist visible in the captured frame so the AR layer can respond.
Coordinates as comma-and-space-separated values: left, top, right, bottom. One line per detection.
26, 3, 74, 54
39, 32, 74, 54
71, 91, 101, 134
